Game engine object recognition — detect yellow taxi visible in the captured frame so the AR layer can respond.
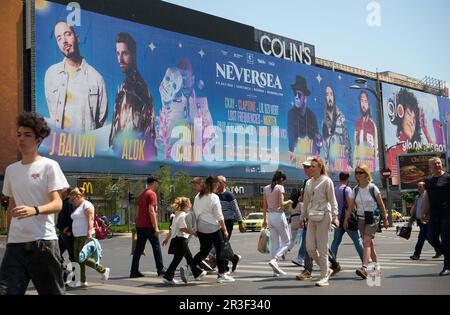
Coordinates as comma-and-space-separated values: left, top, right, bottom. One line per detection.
243, 212, 264, 232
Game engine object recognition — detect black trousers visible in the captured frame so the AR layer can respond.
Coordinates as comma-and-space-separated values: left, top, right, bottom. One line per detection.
58, 233, 75, 262
164, 237, 194, 281
192, 230, 226, 277
0, 240, 65, 295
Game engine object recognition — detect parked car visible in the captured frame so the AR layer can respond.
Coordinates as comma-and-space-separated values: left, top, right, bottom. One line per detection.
243, 212, 264, 232
391, 210, 404, 221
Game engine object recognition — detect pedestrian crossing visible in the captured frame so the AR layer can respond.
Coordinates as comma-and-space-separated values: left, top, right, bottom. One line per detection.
26, 250, 443, 294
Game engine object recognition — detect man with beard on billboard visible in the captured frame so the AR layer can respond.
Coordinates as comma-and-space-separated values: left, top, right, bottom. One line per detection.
287, 75, 322, 165
45, 21, 108, 132
109, 32, 156, 157
322, 85, 352, 172
354, 91, 378, 171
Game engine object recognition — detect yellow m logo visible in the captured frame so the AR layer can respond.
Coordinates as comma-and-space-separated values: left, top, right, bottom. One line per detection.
82, 182, 93, 195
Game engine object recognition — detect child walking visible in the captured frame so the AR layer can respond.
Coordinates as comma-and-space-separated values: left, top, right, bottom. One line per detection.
162, 197, 197, 284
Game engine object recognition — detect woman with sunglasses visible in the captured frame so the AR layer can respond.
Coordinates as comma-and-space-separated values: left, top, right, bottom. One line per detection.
344, 165, 388, 279
299, 157, 339, 287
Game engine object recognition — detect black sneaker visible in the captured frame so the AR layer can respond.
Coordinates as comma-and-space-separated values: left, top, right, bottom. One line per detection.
130, 271, 145, 278
231, 254, 241, 272
439, 269, 450, 276
330, 264, 341, 276
409, 255, 420, 260
432, 252, 443, 259
157, 269, 166, 277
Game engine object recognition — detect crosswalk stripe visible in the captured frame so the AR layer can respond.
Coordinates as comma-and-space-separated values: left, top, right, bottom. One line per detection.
67, 281, 166, 294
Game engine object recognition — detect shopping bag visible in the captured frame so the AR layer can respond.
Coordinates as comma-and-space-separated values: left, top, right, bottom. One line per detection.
257, 228, 270, 254
220, 240, 235, 261
131, 230, 146, 256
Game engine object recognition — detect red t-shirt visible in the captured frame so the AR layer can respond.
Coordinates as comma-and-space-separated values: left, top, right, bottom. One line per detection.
136, 188, 158, 228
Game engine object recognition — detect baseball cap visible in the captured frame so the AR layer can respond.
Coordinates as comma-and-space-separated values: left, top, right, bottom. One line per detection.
302, 157, 314, 167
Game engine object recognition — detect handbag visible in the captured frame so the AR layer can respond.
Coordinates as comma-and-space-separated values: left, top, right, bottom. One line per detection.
220, 240, 235, 261
308, 209, 325, 222
364, 211, 375, 225
257, 228, 270, 254
168, 238, 177, 254
347, 212, 359, 231
396, 225, 412, 240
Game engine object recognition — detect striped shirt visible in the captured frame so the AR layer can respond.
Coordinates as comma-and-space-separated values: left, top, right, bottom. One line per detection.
216, 191, 243, 223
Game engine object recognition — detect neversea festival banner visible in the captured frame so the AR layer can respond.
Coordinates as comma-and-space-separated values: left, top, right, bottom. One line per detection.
382, 83, 449, 185
35, 1, 381, 181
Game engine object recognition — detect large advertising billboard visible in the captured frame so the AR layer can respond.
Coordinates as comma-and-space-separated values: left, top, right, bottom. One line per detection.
382, 83, 449, 185
397, 152, 448, 192
35, 1, 380, 181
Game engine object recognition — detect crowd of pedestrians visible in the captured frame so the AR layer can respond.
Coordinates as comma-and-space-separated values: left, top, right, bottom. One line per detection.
0, 112, 449, 295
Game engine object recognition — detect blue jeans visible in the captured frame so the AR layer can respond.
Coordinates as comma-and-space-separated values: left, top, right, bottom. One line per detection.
130, 227, 164, 274
296, 227, 307, 260
427, 213, 449, 270
331, 226, 364, 261
0, 240, 65, 295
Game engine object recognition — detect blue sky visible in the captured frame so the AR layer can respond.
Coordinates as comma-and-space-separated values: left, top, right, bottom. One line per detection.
163, 0, 450, 87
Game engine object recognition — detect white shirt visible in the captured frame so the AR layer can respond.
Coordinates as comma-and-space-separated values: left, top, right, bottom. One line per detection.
2, 157, 69, 243
352, 185, 381, 217
170, 211, 189, 239
193, 193, 224, 234
71, 200, 95, 237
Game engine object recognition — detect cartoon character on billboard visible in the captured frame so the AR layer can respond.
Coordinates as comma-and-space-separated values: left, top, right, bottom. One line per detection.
287, 75, 322, 166
109, 32, 156, 157
322, 85, 353, 172
156, 58, 214, 160
354, 91, 378, 171
44, 21, 108, 131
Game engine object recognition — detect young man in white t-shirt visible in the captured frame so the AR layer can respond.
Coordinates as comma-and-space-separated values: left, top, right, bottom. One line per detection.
0, 112, 69, 295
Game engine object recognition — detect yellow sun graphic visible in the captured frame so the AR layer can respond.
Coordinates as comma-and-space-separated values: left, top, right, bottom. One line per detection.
35, 0, 48, 11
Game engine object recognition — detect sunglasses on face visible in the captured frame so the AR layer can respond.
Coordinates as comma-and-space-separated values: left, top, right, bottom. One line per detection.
355, 171, 366, 175
303, 165, 311, 169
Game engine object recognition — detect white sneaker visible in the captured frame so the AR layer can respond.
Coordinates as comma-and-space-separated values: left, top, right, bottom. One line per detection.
194, 270, 207, 281
315, 278, 329, 287
74, 281, 88, 288
180, 266, 189, 284
217, 274, 235, 283
101, 268, 110, 281
325, 268, 333, 281
268, 259, 285, 275
163, 278, 180, 285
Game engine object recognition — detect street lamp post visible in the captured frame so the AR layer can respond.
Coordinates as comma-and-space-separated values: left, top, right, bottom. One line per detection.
350, 77, 394, 226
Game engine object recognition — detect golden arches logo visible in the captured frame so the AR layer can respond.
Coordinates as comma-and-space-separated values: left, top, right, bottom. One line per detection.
82, 182, 93, 195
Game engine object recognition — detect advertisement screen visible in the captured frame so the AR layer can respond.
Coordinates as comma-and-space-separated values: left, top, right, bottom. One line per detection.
383, 83, 447, 185
397, 152, 448, 191
35, 1, 380, 181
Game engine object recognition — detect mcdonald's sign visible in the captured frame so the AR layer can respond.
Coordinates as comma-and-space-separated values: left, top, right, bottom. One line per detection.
81, 182, 94, 195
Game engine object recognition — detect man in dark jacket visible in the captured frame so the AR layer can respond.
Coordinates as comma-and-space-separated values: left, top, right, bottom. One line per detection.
57, 187, 75, 262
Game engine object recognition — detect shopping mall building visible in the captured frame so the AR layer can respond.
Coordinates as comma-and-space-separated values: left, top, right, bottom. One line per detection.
1, 0, 449, 224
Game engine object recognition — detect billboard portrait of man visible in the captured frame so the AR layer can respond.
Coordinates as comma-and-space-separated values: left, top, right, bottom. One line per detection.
322, 85, 352, 172
287, 75, 322, 166
44, 21, 108, 132
109, 32, 156, 157
354, 91, 378, 171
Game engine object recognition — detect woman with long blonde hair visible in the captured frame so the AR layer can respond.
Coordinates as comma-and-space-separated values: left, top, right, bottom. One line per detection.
299, 157, 339, 287
344, 165, 388, 279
